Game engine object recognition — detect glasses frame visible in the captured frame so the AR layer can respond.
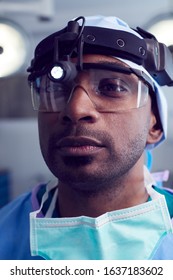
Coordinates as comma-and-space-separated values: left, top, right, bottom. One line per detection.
30, 62, 154, 112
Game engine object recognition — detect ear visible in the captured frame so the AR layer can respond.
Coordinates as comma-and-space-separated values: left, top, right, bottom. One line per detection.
146, 112, 163, 145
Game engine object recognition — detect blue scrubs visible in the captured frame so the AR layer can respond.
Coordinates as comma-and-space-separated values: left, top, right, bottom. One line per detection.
0, 192, 42, 260
0, 184, 173, 260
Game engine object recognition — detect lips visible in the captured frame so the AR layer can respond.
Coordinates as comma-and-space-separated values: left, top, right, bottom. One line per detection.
56, 136, 105, 156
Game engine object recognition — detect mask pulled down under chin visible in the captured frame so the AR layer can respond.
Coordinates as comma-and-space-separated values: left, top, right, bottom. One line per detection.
30, 184, 173, 260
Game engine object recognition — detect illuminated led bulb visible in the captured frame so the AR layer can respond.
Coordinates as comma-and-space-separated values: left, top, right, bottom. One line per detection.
50, 65, 64, 79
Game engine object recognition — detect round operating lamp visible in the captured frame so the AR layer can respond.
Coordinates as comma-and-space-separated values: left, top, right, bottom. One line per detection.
146, 13, 173, 50
0, 19, 29, 77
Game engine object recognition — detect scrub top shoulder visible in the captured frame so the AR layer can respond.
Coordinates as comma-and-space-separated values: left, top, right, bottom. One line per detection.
0, 190, 42, 260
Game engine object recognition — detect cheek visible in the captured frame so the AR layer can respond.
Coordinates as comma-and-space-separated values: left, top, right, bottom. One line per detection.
38, 113, 59, 154
106, 109, 151, 146
38, 112, 59, 133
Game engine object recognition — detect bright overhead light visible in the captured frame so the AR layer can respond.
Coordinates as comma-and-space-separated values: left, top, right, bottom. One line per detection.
148, 19, 173, 47
0, 19, 30, 77
147, 13, 173, 48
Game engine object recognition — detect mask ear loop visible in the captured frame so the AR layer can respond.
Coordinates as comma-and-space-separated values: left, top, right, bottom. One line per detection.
145, 150, 153, 171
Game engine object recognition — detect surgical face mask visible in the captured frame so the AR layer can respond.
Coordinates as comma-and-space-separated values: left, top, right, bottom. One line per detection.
30, 178, 173, 260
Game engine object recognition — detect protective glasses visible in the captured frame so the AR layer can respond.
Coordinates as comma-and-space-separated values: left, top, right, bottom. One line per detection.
30, 64, 150, 113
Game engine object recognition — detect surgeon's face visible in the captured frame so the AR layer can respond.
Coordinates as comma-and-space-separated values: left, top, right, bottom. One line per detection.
38, 54, 153, 192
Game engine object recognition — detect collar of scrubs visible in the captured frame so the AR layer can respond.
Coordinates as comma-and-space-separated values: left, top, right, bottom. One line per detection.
30, 167, 173, 260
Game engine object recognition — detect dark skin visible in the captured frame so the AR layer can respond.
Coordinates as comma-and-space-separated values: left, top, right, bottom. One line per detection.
38, 55, 163, 218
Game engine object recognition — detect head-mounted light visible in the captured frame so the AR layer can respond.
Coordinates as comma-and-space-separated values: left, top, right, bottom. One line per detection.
27, 16, 173, 88
50, 65, 64, 80
48, 61, 77, 82
27, 15, 172, 149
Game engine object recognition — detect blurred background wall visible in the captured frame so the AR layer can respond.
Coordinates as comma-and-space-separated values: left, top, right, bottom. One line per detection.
0, 0, 173, 206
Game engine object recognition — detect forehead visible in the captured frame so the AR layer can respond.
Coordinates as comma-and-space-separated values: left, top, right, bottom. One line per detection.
73, 54, 129, 67
76, 54, 139, 83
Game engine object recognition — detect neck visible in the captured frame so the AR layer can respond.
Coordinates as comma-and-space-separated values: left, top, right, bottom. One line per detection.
57, 162, 149, 218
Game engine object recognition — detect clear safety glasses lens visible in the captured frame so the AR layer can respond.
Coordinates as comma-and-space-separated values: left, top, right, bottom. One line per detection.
30, 68, 149, 112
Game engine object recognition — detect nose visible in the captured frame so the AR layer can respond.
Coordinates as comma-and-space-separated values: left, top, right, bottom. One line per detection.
61, 85, 99, 124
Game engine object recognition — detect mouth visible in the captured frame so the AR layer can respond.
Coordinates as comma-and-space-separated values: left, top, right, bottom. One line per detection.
56, 136, 105, 156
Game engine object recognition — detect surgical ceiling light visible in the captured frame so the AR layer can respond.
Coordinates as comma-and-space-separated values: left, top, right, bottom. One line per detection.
0, 0, 55, 78
0, 19, 29, 78
147, 13, 173, 49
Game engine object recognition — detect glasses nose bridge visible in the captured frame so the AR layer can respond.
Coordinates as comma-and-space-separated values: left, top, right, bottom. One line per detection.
68, 81, 92, 103
62, 80, 99, 123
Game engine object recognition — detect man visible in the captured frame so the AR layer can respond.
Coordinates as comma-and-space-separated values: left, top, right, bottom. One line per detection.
0, 15, 173, 260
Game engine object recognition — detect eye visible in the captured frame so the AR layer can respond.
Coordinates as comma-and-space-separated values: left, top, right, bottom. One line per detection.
42, 78, 71, 98
97, 78, 130, 98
